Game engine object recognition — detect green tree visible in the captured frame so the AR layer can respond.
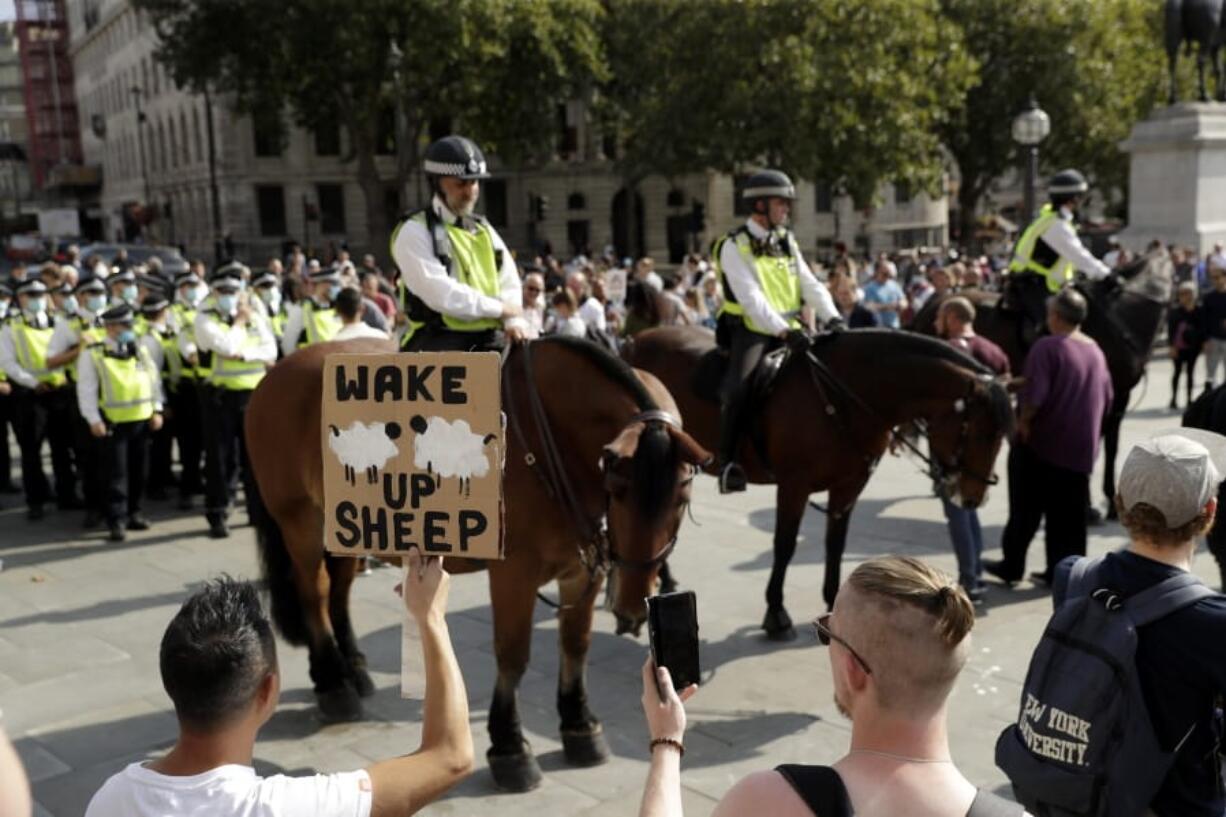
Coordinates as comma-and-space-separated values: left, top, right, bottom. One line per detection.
938, 0, 1164, 241
134, 0, 605, 258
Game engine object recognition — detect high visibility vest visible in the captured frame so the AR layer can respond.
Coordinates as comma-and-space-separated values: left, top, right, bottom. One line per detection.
712, 227, 802, 336
68, 314, 106, 381
298, 301, 341, 347
170, 304, 201, 381
269, 309, 287, 341
142, 322, 181, 388
199, 311, 267, 391
90, 345, 157, 424
1009, 204, 1075, 293
12, 317, 67, 387
391, 210, 502, 334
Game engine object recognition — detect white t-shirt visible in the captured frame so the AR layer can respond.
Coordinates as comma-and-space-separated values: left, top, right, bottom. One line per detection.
84, 762, 372, 817
334, 322, 390, 341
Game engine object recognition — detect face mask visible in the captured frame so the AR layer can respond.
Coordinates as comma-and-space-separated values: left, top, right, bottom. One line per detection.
0, 300, 8, 319
181, 286, 203, 307
62, 295, 78, 314
216, 294, 238, 314
258, 287, 281, 310
86, 294, 107, 313
327, 284, 341, 302
121, 284, 138, 304
117, 329, 136, 345
26, 297, 46, 316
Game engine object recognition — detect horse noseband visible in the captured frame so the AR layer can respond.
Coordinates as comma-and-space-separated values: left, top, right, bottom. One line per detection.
628, 409, 682, 430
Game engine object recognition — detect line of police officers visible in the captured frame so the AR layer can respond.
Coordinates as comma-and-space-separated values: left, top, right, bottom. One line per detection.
0, 256, 346, 542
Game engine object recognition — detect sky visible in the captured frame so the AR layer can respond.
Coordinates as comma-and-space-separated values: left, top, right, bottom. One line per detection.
0, 0, 13, 22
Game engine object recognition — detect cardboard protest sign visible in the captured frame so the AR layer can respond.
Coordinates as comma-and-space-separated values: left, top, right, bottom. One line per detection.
605, 268, 628, 306
321, 352, 503, 560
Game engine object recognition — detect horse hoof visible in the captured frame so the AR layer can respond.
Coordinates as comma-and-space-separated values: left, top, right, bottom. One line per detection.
762, 607, 796, 641
562, 726, 610, 767
316, 685, 362, 723
351, 667, 376, 698
487, 746, 543, 793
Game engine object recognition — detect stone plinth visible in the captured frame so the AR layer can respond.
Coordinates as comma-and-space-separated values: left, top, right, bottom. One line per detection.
1119, 103, 1226, 255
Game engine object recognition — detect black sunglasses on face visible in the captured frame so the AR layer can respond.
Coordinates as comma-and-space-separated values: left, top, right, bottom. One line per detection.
814, 613, 873, 675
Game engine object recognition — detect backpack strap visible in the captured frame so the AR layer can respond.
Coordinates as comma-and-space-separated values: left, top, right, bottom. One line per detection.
775, 764, 853, 817
1063, 554, 1106, 602
1124, 571, 1217, 627
966, 789, 1026, 817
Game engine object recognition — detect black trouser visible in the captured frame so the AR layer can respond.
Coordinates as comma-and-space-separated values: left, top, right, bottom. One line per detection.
718, 316, 779, 465
102, 420, 148, 524
201, 386, 255, 523
998, 443, 1089, 581
1173, 351, 1200, 406
70, 400, 105, 517
12, 385, 77, 508
0, 389, 14, 488
147, 409, 174, 492
171, 380, 204, 497
403, 325, 504, 353
1004, 273, 1052, 336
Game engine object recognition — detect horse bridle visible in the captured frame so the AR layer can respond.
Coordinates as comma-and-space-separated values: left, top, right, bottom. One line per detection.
504, 344, 693, 609
802, 347, 1001, 489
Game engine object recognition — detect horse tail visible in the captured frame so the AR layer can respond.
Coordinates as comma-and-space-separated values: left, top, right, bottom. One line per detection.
249, 477, 310, 646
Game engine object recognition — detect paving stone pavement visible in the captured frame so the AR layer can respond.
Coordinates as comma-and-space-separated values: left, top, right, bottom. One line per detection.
1, 355, 1217, 816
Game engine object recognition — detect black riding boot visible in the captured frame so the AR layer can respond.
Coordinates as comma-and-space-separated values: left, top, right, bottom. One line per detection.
717, 395, 747, 494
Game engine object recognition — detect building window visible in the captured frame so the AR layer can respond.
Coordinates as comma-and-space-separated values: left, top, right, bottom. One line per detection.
815, 181, 833, 213
556, 103, 577, 157
482, 179, 507, 228
314, 120, 341, 157
168, 117, 178, 168
253, 110, 285, 157
192, 106, 203, 163
567, 192, 586, 211
733, 174, 752, 217
256, 185, 287, 237
316, 183, 346, 233
384, 186, 402, 230
894, 181, 911, 205
666, 189, 685, 208
376, 105, 395, 156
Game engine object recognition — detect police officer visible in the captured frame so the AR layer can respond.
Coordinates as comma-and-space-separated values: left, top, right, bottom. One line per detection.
107, 268, 140, 308
138, 293, 176, 496
0, 279, 79, 518
0, 281, 15, 494
46, 275, 110, 526
170, 270, 207, 509
76, 303, 164, 541
251, 270, 288, 351
391, 135, 527, 351
280, 263, 342, 356
195, 266, 276, 538
713, 169, 843, 493
1006, 169, 1111, 332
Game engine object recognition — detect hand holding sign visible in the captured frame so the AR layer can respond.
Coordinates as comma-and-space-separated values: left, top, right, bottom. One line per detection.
397, 548, 449, 623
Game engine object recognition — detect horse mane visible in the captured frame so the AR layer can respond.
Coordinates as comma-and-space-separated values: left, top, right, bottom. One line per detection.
535, 335, 676, 524
536, 335, 659, 411
843, 328, 995, 376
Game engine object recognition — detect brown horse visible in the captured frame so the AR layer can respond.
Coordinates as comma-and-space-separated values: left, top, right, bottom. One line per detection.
911, 250, 1171, 516
625, 327, 1013, 636
245, 335, 710, 793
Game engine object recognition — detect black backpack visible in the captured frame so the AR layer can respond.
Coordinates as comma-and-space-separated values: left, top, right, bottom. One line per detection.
996, 556, 1214, 817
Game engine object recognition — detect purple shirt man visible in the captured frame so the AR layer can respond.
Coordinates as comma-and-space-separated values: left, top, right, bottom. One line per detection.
1021, 334, 1113, 474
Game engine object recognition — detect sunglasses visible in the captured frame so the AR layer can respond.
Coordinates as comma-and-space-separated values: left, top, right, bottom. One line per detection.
814, 613, 873, 675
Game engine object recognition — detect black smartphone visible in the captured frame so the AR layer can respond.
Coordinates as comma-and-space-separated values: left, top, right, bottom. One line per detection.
646, 591, 700, 694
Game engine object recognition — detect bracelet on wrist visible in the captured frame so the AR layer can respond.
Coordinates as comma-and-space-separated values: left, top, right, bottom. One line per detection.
650, 737, 684, 757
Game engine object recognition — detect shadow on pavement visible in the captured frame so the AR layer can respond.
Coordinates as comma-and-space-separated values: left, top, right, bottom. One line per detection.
0, 584, 205, 627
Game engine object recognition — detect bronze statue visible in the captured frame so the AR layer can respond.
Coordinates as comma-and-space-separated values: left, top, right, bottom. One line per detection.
1166, 0, 1225, 103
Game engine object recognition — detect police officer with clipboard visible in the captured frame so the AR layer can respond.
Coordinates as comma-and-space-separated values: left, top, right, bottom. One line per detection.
390, 135, 527, 352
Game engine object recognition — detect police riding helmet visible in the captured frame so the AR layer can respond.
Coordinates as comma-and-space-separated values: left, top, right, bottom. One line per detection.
1048, 168, 1089, 206
742, 169, 796, 221
422, 135, 490, 195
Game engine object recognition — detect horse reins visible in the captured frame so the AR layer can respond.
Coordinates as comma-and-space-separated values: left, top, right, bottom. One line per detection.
503, 343, 689, 610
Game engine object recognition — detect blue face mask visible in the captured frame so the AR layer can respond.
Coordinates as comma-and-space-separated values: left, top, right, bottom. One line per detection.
86, 294, 107, 313
327, 284, 342, 302
26, 297, 46, 315
62, 295, 78, 315
117, 329, 137, 346
216, 294, 238, 314
121, 284, 138, 304
258, 287, 281, 310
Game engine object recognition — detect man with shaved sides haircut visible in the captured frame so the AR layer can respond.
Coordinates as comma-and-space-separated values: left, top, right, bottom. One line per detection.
636, 556, 1028, 817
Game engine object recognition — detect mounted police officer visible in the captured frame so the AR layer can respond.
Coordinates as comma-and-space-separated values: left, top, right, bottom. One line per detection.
76, 303, 164, 542
391, 135, 526, 351
713, 169, 843, 493
280, 263, 342, 357
0, 279, 79, 518
46, 274, 110, 526
194, 266, 276, 538
1006, 168, 1111, 334
170, 269, 207, 509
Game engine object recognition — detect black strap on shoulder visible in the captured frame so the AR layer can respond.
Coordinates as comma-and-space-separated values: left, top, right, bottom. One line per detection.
966, 789, 1026, 817
774, 764, 852, 817
1125, 571, 1216, 627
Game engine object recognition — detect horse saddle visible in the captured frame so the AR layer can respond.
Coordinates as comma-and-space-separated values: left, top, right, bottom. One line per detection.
691, 345, 790, 405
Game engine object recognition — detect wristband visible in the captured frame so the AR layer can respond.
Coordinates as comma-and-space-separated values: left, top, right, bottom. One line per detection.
650, 737, 684, 757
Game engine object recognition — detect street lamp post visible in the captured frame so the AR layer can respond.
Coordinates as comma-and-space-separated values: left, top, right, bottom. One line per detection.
1011, 95, 1051, 225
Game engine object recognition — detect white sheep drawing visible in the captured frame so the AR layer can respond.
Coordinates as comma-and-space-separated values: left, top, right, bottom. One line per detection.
328, 421, 403, 486
409, 415, 497, 497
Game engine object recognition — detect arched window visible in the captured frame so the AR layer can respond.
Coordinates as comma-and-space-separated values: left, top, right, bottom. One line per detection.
168, 117, 178, 169
666, 189, 685, 208
567, 192, 586, 211
192, 106, 203, 164
180, 110, 189, 165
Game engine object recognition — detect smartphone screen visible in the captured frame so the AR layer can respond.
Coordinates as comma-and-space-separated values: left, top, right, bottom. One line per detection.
647, 591, 700, 692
